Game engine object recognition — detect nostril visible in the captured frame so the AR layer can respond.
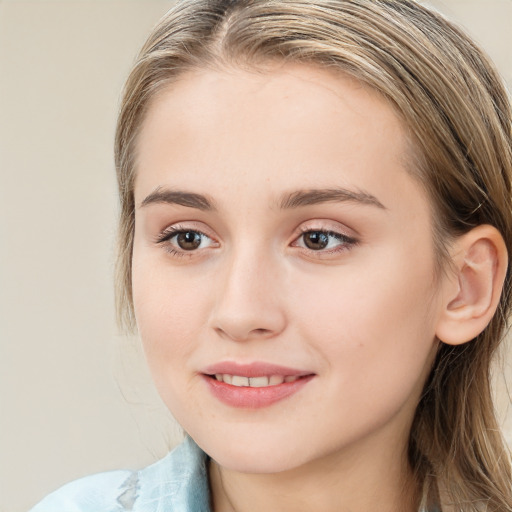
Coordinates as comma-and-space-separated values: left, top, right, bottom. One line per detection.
211, 302, 287, 342
252, 328, 271, 335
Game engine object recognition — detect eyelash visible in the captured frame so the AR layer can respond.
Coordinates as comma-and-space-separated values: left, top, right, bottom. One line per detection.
155, 225, 358, 258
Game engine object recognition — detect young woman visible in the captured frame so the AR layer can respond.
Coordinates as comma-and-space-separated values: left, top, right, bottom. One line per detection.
31, 1, 512, 511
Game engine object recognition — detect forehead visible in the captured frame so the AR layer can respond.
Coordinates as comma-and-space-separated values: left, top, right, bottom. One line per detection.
134, 63, 422, 214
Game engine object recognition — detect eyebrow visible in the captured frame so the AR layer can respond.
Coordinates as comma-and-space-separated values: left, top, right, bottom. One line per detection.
279, 188, 386, 210
139, 186, 385, 212
139, 187, 216, 211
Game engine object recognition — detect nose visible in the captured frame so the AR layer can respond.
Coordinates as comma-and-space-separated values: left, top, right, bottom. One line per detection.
209, 246, 287, 342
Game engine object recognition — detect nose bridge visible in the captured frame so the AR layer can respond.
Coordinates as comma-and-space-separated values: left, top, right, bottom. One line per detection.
210, 238, 286, 341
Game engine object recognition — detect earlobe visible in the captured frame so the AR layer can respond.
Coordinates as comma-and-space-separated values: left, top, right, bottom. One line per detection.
435, 225, 508, 346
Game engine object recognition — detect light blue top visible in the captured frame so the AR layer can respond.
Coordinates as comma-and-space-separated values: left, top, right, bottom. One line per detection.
29, 436, 211, 512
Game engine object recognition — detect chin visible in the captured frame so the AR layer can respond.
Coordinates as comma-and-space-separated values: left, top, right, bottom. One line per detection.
212, 447, 305, 474
191, 427, 316, 474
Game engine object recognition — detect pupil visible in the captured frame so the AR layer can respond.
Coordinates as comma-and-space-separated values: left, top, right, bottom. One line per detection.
177, 231, 201, 250
304, 231, 329, 250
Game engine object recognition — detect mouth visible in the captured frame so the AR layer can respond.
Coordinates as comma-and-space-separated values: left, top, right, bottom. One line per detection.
201, 363, 315, 408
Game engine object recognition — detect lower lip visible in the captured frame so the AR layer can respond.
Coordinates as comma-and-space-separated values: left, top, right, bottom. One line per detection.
203, 375, 314, 409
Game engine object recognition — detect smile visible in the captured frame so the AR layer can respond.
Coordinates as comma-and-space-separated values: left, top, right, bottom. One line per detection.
213, 374, 301, 387
201, 363, 315, 408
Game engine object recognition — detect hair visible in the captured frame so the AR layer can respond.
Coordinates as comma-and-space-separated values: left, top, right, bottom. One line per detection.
114, 0, 512, 509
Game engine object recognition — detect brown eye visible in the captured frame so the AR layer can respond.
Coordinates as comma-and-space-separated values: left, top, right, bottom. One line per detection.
303, 231, 330, 250
176, 231, 203, 250
156, 226, 217, 256
294, 229, 357, 254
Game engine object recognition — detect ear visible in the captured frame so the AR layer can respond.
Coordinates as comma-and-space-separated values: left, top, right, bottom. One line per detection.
435, 225, 508, 345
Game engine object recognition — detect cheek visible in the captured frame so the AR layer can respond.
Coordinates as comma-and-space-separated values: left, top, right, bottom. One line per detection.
131, 253, 209, 368
291, 249, 439, 395
131, 257, 215, 419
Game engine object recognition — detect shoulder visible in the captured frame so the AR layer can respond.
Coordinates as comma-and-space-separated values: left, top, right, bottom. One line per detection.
29, 436, 211, 512
29, 470, 135, 512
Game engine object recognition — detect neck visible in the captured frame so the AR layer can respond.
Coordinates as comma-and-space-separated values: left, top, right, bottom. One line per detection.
209, 438, 419, 512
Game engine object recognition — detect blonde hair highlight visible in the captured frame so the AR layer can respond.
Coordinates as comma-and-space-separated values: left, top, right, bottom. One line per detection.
114, 1, 512, 509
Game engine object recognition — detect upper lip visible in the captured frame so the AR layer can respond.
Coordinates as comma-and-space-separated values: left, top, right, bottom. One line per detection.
202, 361, 313, 378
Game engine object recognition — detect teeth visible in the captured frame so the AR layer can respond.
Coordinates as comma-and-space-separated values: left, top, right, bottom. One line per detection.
269, 375, 284, 385
213, 374, 300, 387
249, 376, 269, 387
231, 376, 249, 387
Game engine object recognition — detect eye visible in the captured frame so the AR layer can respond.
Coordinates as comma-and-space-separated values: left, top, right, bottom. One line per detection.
294, 229, 357, 253
156, 226, 217, 255
174, 231, 204, 250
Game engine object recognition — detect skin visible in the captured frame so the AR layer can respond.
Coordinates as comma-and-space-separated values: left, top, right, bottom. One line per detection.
132, 63, 448, 512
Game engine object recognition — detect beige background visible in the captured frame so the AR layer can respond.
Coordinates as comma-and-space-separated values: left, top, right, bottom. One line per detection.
0, 1, 511, 511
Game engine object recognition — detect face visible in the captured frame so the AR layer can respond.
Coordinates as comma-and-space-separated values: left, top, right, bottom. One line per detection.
132, 64, 444, 474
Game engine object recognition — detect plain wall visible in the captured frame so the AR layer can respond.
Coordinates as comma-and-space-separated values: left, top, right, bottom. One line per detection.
0, 1, 511, 511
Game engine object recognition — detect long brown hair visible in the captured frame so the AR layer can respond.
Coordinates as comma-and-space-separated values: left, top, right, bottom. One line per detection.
114, 1, 512, 509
